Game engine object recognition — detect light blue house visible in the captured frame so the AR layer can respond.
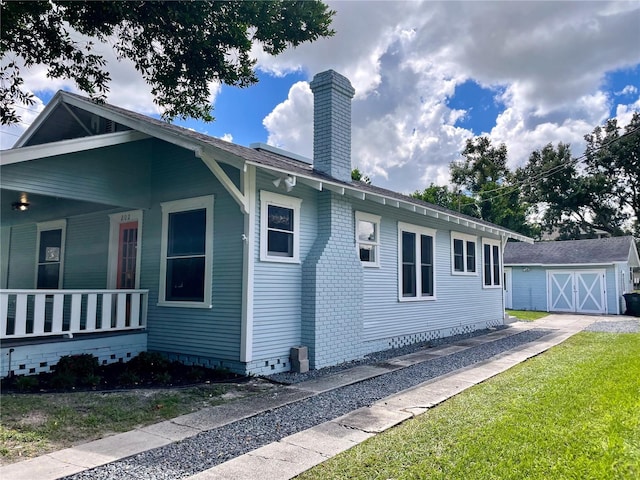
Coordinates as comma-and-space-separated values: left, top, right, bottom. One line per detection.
1, 70, 531, 377
504, 237, 639, 315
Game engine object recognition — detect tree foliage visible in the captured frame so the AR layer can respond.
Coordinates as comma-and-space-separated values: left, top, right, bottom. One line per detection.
412, 184, 480, 218
351, 167, 372, 184
450, 136, 536, 236
0, 0, 335, 125
518, 112, 640, 238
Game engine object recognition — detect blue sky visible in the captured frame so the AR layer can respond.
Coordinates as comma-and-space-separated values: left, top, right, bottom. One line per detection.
3, 1, 639, 193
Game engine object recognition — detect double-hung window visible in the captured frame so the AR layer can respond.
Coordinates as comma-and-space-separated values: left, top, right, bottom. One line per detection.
482, 239, 501, 288
398, 222, 436, 301
260, 191, 302, 263
159, 196, 214, 307
355, 212, 381, 267
451, 233, 477, 275
35, 220, 66, 289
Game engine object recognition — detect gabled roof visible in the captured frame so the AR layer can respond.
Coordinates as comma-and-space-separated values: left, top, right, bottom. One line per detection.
504, 236, 640, 266
4, 90, 533, 243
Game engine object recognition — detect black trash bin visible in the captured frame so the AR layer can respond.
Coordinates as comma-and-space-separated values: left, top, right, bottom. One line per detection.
623, 293, 640, 316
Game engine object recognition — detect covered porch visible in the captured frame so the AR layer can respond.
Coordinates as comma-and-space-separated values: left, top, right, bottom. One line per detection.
0, 289, 148, 377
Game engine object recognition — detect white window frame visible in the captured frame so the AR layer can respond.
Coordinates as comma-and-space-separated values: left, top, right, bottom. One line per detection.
35, 219, 66, 289
398, 222, 437, 302
107, 210, 143, 289
355, 211, 381, 267
482, 238, 502, 289
451, 232, 477, 276
260, 190, 302, 263
159, 195, 214, 308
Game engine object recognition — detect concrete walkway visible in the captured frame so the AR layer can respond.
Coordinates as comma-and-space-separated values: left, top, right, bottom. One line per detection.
1, 314, 598, 480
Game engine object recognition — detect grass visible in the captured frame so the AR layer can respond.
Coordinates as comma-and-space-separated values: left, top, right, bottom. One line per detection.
297, 332, 640, 480
0, 380, 273, 465
506, 309, 549, 321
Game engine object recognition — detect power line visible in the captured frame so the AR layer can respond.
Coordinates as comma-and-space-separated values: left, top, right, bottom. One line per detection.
474, 124, 640, 204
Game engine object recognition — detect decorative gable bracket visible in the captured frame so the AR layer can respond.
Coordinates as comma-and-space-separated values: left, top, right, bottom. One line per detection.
195, 148, 249, 214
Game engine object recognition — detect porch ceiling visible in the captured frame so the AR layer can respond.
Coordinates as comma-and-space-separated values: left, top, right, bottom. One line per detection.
1, 189, 122, 227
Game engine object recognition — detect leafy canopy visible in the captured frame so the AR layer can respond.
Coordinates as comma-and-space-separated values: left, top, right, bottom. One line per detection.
518, 112, 640, 238
0, 0, 335, 125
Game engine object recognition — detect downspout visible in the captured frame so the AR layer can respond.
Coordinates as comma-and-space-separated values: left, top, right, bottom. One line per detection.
614, 263, 620, 315
240, 165, 256, 363
501, 236, 508, 320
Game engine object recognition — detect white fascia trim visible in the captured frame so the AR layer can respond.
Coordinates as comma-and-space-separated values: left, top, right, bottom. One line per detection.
2, 130, 150, 165
14, 93, 63, 147
504, 263, 615, 268
58, 93, 246, 171
247, 162, 532, 244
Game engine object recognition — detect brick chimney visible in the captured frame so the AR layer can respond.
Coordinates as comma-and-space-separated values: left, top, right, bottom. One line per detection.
309, 70, 355, 183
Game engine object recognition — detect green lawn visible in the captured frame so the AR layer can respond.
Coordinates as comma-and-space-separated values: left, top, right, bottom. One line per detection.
506, 309, 549, 321
297, 332, 640, 480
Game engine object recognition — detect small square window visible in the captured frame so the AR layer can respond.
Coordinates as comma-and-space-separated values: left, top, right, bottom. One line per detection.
451, 233, 477, 275
356, 212, 381, 267
260, 191, 302, 263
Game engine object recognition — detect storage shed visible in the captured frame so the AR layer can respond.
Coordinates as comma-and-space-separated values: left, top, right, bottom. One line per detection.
504, 237, 639, 315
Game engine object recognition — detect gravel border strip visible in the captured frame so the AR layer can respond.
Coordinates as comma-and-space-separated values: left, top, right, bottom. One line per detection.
65, 328, 553, 480
584, 319, 640, 333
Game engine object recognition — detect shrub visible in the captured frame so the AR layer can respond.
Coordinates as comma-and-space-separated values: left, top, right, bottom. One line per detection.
14, 375, 39, 392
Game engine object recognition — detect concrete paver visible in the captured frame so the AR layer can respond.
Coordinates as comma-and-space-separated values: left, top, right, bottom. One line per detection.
1, 314, 600, 480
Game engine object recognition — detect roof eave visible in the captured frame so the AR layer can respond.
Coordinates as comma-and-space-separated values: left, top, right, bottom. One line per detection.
245, 159, 532, 243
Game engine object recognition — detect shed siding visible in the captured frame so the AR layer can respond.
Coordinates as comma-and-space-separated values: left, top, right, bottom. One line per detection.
509, 264, 619, 314
251, 170, 318, 364
510, 267, 548, 312
143, 141, 244, 363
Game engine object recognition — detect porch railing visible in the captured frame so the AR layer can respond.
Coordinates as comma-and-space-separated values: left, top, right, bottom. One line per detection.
0, 289, 148, 340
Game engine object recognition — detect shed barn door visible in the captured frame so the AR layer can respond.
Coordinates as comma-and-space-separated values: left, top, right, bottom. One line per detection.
547, 270, 606, 314
575, 271, 606, 314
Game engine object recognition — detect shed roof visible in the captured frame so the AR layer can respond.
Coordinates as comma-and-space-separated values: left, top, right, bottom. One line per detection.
504, 236, 639, 266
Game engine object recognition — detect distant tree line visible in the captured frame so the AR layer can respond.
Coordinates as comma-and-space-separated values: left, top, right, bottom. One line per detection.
411, 112, 640, 240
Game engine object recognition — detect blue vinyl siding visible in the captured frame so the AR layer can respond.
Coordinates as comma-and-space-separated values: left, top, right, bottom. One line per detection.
5, 224, 36, 288
1, 140, 153, 209
143, 141, 243, 362
64, 212, 110, 289
509, 264, 619, 314
353, 202, 504, 343
510, 267, 548, 312
251, 170, 318, 361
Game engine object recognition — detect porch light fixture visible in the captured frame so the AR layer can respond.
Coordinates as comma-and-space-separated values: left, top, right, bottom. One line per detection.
11, 201, 30, 211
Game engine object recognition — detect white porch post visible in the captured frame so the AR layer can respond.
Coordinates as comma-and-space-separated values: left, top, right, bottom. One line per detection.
240, 165, 256, 363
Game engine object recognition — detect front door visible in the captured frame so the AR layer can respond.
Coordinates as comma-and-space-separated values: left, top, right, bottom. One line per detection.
108, 210, 142, 290
117, 222, 138, 289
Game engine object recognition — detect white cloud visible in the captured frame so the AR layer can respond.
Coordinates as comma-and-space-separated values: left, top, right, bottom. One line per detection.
263, 81, 313, 156
259, 0, 640, 192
